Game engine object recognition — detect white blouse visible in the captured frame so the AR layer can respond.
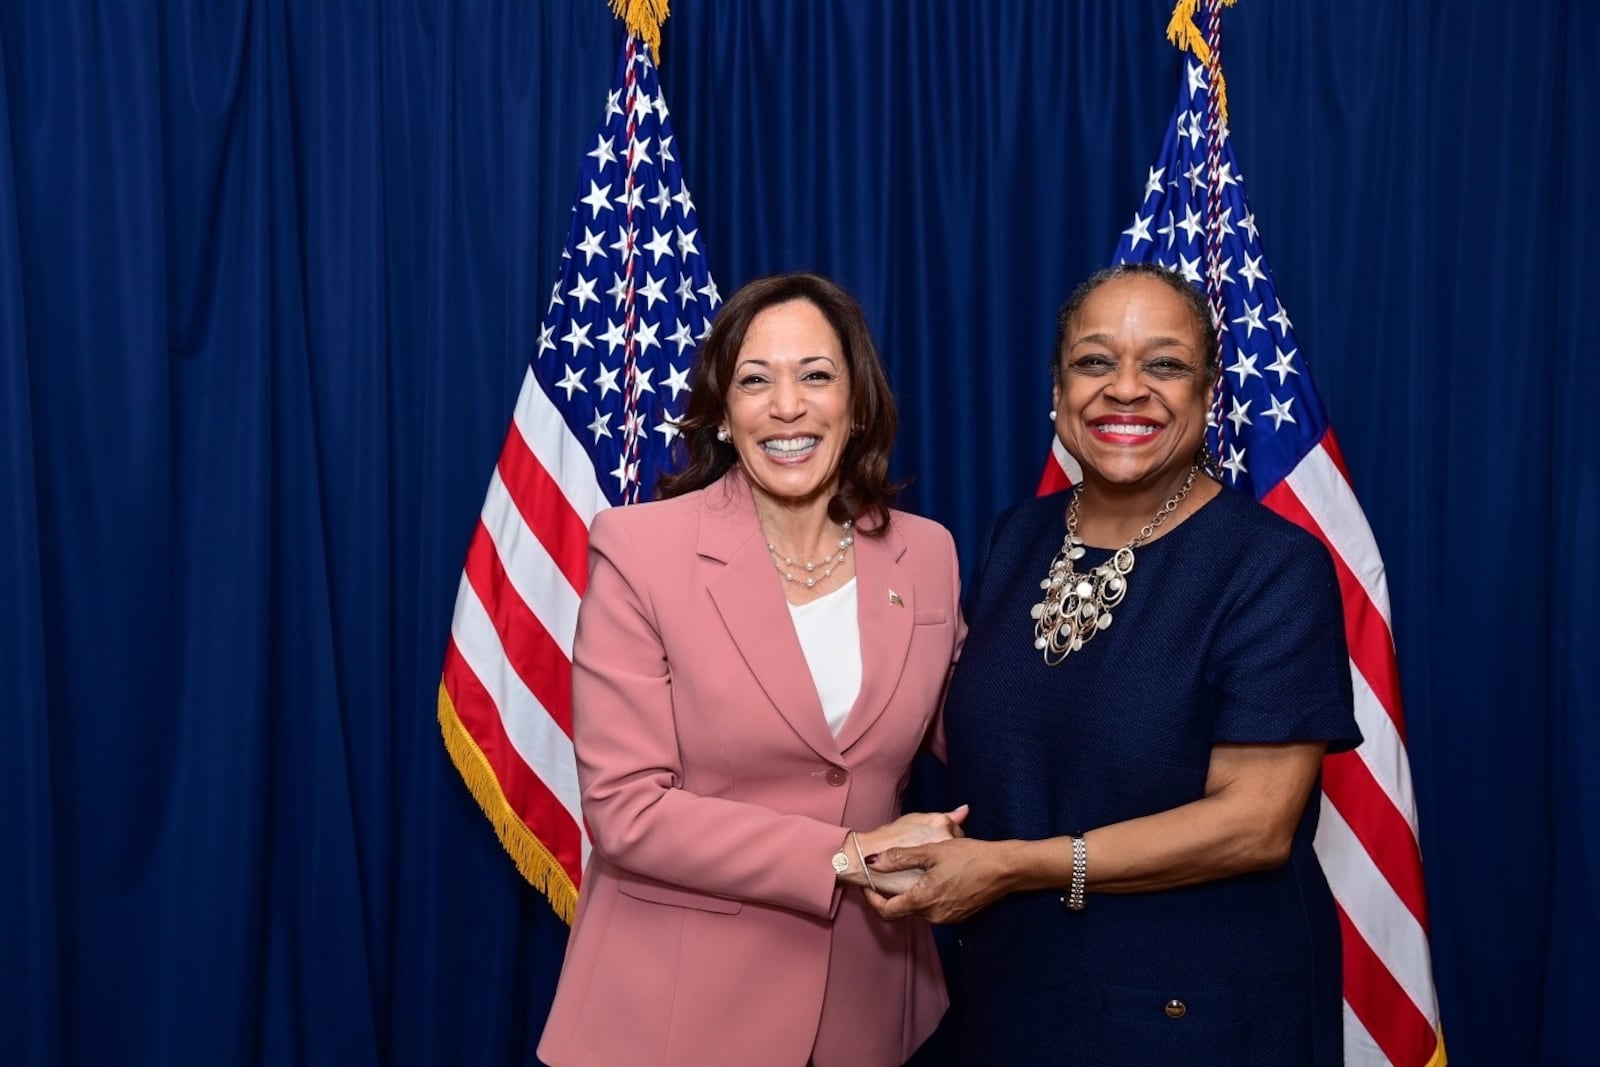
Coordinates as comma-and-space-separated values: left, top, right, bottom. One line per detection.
787, 578, 862, 737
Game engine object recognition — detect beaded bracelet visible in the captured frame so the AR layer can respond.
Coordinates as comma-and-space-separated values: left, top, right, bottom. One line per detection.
1064, 835, 1088, 911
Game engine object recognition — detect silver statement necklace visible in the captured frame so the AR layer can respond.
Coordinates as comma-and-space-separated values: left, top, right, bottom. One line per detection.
767, 519, 855, 588
1031, 467, 1198, 666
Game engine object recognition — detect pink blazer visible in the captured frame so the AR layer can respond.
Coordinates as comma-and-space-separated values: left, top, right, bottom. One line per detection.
537, 471, 963, 1067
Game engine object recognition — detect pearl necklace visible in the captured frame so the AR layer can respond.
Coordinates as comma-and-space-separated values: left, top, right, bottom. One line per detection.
1031, 467, 1198, 666
767, 519, 854, 588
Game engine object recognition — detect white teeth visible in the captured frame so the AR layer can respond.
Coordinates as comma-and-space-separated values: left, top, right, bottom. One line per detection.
764, 436, 818, 454
1097, 423, 1157, 436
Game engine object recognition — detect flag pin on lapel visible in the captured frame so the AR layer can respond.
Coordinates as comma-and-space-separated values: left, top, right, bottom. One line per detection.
888, 590, 904, 607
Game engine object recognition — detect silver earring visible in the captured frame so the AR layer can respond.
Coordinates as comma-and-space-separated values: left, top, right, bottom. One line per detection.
716, 427, 730, 443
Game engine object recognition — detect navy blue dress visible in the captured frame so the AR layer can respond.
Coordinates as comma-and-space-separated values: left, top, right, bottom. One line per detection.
943, 486, 1361, 1066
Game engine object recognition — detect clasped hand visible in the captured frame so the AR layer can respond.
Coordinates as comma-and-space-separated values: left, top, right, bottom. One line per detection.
863, 832, 1015, 925
847, 806, 968, 898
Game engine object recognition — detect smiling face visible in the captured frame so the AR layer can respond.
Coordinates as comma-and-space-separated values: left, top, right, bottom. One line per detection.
1052, 273, 1211, 494
721, 298, 853, 514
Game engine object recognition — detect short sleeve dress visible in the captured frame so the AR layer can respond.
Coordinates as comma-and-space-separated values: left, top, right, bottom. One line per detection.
942, 486, 1362, 1066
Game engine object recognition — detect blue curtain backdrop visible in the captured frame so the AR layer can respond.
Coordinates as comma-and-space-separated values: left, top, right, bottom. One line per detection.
1, 2, 1593, 1065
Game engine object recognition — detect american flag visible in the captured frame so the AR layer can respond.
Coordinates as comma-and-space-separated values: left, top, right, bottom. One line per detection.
437, 35, 718, 922
1038, 54, 1445, 1067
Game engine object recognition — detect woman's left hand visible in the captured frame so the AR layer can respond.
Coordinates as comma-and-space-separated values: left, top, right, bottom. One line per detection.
863, 837, 1016, 924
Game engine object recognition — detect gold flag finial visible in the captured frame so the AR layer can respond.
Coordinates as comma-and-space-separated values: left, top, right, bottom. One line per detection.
1165, 0, 1236, 126
612, 0, 671, 62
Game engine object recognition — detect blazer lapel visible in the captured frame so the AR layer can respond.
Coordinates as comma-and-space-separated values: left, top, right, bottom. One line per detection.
700, 474, 842, 763
835, 519, 914, 753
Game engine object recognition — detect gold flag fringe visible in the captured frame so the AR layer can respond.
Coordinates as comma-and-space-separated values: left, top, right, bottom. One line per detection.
1165, 0, 1236, 126
611, 0, 671, 62
439, 683, 579, 923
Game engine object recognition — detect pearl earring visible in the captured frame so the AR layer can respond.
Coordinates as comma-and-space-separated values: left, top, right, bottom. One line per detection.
716, 427, 730, 443
1049, 409, 1057, 420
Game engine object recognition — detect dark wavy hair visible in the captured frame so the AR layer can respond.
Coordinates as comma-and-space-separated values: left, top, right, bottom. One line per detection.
1052, 262, 1220, 383
656, 272, 900, 535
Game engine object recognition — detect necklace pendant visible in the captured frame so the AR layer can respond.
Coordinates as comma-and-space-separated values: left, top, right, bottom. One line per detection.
1031, 465, 1199, 666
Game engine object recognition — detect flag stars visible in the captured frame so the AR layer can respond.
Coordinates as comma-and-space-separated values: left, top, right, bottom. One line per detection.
698, 277, 721, 305
634, 318, 661, 354
668, 321, 696, 355
576, 227, 606, 264
638, 272, 667, 309
1264, 395, 1297, 430
663, 362, 691, 399
654, 417, 680, 445
556, 365, 587, 400
671, 185, 696, 215
1231, 300, 1266, 338
587, 134, 616, 172
676, 275, 698, 304
600, 318, 629, 355
1157, 210, 1177, 248
626, 136, 653, 171
1143, 166, 1166, 202
608, 272, 630, 308
615, 182, 644, 214
1176, 252, 1203, 284
676, 226, 700, 258
562, 319, 594, 354
1122, 212, 1155, 249
1267, 346, 1300, 383
1239, 209, 1259, 242
630, 89, 655, 123
594, 364, 621, 399
1177, 204, 1205, 242
1227, 351, 1262, 386
1184, 110, 1205, 149
608, 226, 637, 261
537, 323, 556, 356
1221, 444, 1248, 482
568, 274, 599, 310
1239, 251, 1267, 291
587, 409, 613, 442
1225, 396, 1253, 434
644, 228, 675, 263
1187, 62, 1207, 96
1185, 160, 1207, 192
632, 366, 656, 394
659, 134, 675, 165
1215, 161, 1240, 189
581, 180, 614, 216
649, 184, 673, 217
609, 455, 635, 492
1268, 303, 1294, 334
604, 89, 624, 120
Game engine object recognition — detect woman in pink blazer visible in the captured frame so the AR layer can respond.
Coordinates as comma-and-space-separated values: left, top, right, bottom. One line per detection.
538, 273, 965, 1067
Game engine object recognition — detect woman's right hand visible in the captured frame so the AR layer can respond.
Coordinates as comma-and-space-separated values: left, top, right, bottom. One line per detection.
858, 804, 968, 856
844, 804, 968, 894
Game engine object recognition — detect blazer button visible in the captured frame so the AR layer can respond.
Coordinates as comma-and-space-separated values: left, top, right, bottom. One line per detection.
1164, 999, 1187, 1019
825, 765, 849, 786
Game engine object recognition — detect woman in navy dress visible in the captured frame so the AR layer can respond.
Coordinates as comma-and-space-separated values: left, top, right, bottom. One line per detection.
872, 264, 1361, 1065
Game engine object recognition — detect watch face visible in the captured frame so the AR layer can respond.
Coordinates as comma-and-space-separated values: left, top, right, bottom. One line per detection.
831, 851, 850, 875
